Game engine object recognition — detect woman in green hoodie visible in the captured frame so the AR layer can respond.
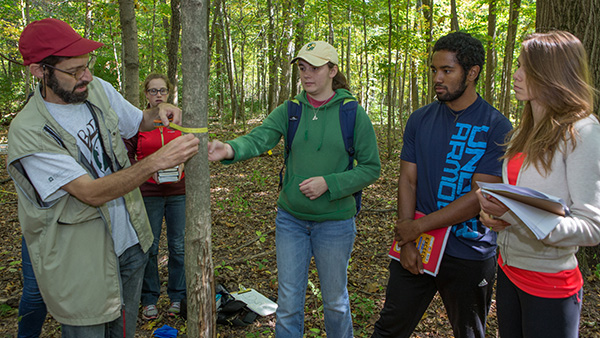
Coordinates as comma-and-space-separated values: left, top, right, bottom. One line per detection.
208, 41, 380, 337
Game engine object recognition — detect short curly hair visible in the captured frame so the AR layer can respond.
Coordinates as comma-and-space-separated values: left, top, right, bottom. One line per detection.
433, 32, 485, 83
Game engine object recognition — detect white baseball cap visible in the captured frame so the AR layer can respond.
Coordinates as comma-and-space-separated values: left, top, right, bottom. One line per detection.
291, 41, 339, 66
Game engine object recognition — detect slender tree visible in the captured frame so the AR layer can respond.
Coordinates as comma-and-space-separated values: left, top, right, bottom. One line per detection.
118, 0, 140, 106
167, 0, 181, 104
484, 0, 497, 105
422, 0, 434, 105
181, 0, 215, 335
450, 0, 459, 31
498, 0, 521, 118
266, 0, 277, 113
386, 0, 393, 159
290, 0, 305, 98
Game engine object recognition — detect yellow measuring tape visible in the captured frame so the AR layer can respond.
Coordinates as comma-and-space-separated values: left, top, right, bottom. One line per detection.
168, 123, 208, 134
154, 120, 208, 134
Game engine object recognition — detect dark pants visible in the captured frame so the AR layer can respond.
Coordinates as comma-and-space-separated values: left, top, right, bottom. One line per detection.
18, 237, 47, 338
497, 267, 582, 338
372, 254, 496, 338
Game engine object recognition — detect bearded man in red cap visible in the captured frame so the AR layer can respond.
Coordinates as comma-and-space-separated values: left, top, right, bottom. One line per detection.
7, 18, 199, 337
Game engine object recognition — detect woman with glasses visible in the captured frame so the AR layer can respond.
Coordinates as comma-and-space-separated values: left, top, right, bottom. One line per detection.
125, 73, 187, 320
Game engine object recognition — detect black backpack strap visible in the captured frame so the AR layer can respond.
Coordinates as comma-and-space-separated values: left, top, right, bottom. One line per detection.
279, 99, 302, 190
339, 99, 358, 170
339, 99, 363, 215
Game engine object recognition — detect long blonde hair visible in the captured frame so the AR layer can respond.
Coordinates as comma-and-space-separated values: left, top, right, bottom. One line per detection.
504, 30, 595, 175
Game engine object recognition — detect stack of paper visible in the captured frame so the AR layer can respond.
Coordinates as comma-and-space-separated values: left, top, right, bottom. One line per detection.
230, 288, 278, 316
477, 182, 569, 239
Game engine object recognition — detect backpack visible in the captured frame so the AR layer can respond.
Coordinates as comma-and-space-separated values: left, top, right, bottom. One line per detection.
278, 98, 363, 215
179, 284, 259, 326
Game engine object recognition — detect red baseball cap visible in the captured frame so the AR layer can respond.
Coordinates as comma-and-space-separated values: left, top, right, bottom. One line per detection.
19, 18, 104, 65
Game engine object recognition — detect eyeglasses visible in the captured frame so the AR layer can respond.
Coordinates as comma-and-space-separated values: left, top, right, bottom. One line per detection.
42, 56, 96, 80
147, 88, 169, 96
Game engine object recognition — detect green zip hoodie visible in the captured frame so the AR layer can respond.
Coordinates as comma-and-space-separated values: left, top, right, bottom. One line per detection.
225, 89, 381, 221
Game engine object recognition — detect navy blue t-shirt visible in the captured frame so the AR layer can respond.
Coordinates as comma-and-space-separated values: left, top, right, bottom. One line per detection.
401, 95, 513, 260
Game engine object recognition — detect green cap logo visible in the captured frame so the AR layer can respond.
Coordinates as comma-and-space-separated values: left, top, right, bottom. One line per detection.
306, 42, 316, 51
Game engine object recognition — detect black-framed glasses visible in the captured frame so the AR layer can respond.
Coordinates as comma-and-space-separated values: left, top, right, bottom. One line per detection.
42, 56, 96, 80
147, 88, 169, 96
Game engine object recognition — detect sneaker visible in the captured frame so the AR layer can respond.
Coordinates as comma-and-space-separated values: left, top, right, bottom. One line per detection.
168, 301, 181, 317
142, 304, 158, 320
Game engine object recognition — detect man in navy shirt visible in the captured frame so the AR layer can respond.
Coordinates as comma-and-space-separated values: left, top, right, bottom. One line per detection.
372, 32, 512, 338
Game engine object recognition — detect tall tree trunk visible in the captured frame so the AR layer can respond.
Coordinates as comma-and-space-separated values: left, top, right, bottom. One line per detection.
279, 0, 293, 104
537, 0, 600, 114
181, 0, 214, 335
386, 0, 393, 160
346, 5, 351, 87
148, 0, 157, 72
221, 1, 240, 123
109, 23, 123, 92
266, 0, 277, 113
450, 0, 459, 31
398, 0, 410, 139
361, 0, 370, 112
84, 0, 92, 38
118, 0, 140, 106
498, 0, 521, 118
410, 58, 419, 113
484, 0, 497, 105
422, 0, 434, 105
290, 0, 305, 98
537, 0, 600, 276
167, 0, 181, 105
212, 0, 224, 123
22, 0, 30, 97
327, 1, 334, 44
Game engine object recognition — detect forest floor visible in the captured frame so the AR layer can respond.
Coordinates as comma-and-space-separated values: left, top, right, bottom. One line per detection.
0, 124, 599, 337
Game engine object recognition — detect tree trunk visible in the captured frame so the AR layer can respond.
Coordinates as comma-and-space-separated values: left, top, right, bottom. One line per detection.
212, 0, 224, 123
498, 0, 521, 118
484, 0, 497, 105
147, 0, 157, 72
328, 1, 334, 44
221, 1, 240, 123
279, 0, 293, 104
450, 0, 459, 31
181, 0, 215, 335
422, 0, 434, 105
167, 0, 181, 105
266, 0, 277, 113
118, 0, 140, 106
361, 0, 370, 112
537, 0, 600, 276
290, 0, 305, 98
108, 23, 123, 92
536, 0, 600, 115
386, 0, 393, 160
22, 0, 30, 98
346, 5, 352, 87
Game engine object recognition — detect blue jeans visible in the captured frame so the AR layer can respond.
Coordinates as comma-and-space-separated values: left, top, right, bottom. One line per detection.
62, 244, 148, 338
141, 195, 186, 306
275, 209, 356, 338
18, 237, 47, 338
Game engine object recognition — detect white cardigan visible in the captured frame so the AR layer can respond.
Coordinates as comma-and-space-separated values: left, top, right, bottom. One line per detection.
498, 115, 600, 273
